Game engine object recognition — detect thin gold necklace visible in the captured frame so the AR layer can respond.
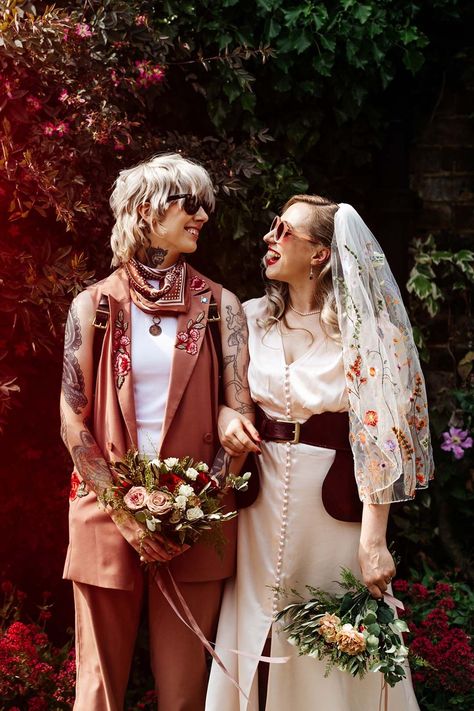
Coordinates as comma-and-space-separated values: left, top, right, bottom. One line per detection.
288, 303, 319, 317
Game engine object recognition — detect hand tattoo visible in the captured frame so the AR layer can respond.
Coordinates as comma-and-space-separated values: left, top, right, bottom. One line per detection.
71, 430, 112, 496
223, 303, 253, 415
62, 302, 88, 414
145, 246, 168, 267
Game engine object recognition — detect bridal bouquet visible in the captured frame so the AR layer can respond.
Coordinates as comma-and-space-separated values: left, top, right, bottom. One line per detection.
103, 450, 251, 550
275, 568, 409, 687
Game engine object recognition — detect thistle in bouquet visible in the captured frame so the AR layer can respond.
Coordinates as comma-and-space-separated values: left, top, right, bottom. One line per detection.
275, 568, 409, 687
102, 450, 250, 554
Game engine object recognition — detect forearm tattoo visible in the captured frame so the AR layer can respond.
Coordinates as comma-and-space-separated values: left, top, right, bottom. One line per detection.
223, 303, 253, 415
62, 302, 88, 414
60, 407, 68, 448
71, 429, 112, 495
145, 246, 168, 267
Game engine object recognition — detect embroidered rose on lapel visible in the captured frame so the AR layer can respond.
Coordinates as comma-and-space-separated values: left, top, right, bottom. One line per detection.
176, 311, 205, 355
113, 309, 131, 388
189, 276, 207, 291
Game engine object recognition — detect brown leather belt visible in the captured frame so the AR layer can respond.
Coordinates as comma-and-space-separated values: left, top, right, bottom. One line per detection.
255, 406, 362, 523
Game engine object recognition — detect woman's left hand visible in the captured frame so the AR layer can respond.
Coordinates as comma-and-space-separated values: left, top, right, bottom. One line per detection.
358, 541, 396, 599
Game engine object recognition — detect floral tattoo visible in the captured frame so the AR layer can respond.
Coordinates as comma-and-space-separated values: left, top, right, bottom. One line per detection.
71, 429, 112, 496
62, 302, 88, 414
223, 303, 253, 415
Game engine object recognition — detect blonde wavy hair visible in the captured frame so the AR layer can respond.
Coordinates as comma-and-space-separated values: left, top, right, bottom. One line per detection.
109, 153, 215, 266
261, 194, 341, 341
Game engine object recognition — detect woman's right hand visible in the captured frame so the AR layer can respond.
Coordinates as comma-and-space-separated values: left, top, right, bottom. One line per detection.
110, 509, 188, 564
218, 405, 261, 457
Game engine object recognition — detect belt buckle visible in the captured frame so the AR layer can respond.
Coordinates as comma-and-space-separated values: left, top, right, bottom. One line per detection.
276, 419, 301, 445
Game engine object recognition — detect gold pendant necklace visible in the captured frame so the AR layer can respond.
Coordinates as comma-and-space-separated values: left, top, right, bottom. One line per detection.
149, 315, 162, 336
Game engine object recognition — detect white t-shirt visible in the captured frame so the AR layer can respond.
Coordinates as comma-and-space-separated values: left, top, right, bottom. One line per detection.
131, 265, 178, 457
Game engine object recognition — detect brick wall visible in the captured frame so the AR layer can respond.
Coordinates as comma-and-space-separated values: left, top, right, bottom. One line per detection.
410, 81, 474, 240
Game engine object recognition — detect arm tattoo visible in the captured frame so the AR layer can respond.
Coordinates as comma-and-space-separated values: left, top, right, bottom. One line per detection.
60, 407, 68, 448
145, 246, 168, 267
62, 302, 88, 414
223, 303, 253, 415
71, 429, 112, 496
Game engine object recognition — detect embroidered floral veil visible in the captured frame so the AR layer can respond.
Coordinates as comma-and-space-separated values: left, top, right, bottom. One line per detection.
331, 203, 434, 504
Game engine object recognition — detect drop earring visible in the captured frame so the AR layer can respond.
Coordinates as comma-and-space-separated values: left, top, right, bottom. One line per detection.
309, 265, 314, 280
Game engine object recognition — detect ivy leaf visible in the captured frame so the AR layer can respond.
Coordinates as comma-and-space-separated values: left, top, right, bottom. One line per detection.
353, 5, 372, 24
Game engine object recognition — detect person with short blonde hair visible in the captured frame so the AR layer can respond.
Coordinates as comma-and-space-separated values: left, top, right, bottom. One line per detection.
60, 153, 254, 710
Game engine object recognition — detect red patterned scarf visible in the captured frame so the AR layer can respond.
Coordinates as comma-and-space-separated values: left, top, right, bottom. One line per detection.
125, 257, 189, 314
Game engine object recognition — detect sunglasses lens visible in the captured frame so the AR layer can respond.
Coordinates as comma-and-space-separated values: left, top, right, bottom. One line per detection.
275, 220, 285, 241
182, 196, 212, 215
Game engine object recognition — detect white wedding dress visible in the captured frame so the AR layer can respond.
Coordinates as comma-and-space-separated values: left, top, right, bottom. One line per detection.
205, 297, 420, 711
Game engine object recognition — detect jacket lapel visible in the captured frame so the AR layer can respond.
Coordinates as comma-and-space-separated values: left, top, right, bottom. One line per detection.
159, 282, 213, 450
107, 293, 138, 448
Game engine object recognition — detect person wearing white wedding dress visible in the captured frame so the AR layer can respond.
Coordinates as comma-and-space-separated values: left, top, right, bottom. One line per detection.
205, 195, 432, 711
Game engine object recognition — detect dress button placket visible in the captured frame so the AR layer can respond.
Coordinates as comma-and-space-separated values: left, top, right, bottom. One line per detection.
272, 365, 293, 617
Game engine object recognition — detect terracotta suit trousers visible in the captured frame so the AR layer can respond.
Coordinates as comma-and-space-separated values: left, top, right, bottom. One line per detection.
73, 570, 223, 711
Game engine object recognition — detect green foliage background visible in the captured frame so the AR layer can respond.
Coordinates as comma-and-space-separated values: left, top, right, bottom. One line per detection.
0, 3, 473, 698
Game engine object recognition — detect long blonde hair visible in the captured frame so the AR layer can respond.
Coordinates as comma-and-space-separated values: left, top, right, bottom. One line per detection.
261, 194, 340, 341
109, 153, 215, 266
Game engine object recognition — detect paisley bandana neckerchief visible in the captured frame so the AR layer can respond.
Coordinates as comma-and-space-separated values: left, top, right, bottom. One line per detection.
125, 257, 189, 314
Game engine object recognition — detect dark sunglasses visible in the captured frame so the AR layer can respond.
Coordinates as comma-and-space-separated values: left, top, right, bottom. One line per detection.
270, 215, 318, 244
167, 193, 213, 215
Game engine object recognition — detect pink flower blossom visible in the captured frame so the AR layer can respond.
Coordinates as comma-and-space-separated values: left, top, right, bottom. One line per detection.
135, 14, 148, 26
186, 341, 198, 355
147, 490, 173, 515
26, 96, 42, 112
58, 89, 69, 103
55, 121, 69, 136
177, 331, 189, 344
441, 426, 473, 460
189, 328, 200, 342
42, 122, 56, 136
75, 23, 92, 39
114, 351, 131, 377
134, 60, 165, 88
123, 486, 147, 510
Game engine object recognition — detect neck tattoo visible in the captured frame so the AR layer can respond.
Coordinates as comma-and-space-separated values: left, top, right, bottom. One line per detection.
145, 246, 168, 267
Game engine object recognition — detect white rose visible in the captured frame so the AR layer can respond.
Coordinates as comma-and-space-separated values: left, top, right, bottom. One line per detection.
342, 623, 354, 632
185, 467, 199, 481
178, 484, 195, 498
175, 495, 187, 510
164, 457, 180, 469
186, 507, 204, 521
150, 458, 161, 467
195, 462, 209, 472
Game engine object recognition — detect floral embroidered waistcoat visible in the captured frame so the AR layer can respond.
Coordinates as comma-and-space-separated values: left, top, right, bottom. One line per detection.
63, 265, 237, 590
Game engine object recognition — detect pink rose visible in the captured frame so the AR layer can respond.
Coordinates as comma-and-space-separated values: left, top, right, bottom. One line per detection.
114, 351, 131, 376
123, 486, 147, 510
147, 490, 173, 515
120, 335, 131, 347
186, 341, 198, 355
177, 331, 189, 344
189, 328, 200, 342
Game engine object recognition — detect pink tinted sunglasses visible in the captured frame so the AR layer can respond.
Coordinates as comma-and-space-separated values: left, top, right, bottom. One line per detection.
270, 215, 319, 244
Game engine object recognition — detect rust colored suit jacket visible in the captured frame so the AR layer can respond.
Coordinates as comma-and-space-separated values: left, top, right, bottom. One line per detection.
63, 265, 237, 590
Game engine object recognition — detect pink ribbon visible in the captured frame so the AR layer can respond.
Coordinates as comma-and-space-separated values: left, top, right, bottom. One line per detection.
383, 592, 405, 612
152, 567, 289, 702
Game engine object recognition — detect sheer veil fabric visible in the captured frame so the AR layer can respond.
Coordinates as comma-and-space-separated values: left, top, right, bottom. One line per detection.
331, 203, 434, 504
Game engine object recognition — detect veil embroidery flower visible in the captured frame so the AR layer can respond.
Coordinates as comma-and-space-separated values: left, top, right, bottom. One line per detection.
331, 203, 434, 503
